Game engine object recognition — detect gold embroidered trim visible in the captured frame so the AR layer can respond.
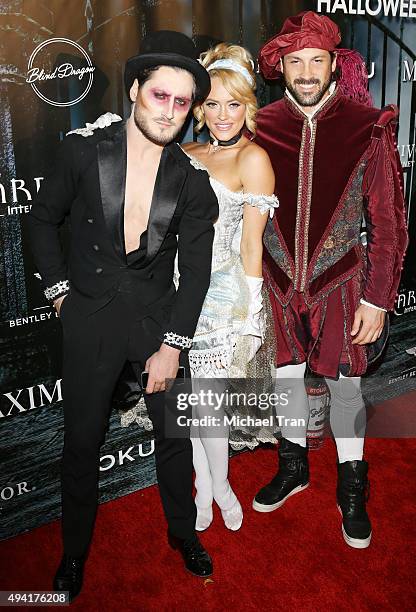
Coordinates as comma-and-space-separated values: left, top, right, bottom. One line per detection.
294, 119, 317, 292
294, 120, 308, 290
300, 121, 317, 292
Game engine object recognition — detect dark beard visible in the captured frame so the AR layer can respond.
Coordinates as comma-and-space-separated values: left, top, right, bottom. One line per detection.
133, 105, 182, 145
285, 75, 332, 108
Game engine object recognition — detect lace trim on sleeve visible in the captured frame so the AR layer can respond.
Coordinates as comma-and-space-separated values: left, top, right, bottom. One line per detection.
163, 332, 193, 350
242, 193, 279, 217
44, 280, 70, 301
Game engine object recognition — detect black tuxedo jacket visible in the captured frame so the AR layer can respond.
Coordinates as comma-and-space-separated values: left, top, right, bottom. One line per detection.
27, 120, 218, 351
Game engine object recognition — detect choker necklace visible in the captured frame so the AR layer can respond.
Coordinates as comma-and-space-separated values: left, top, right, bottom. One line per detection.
209, 129, 243, 152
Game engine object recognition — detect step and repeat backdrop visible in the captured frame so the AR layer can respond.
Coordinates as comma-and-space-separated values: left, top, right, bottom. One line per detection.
1, 0, 416, 540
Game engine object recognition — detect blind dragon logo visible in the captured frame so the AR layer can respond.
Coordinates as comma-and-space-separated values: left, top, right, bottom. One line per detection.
27, 38, 95, 107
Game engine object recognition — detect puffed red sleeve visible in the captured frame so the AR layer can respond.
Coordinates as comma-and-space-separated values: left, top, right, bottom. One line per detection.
361, 105, 409, 311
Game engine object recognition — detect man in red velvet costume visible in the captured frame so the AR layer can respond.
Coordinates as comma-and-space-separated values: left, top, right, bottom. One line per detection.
252, 11, 408, 549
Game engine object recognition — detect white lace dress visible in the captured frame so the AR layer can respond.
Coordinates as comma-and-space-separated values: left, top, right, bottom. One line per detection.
185, 153, 279, 378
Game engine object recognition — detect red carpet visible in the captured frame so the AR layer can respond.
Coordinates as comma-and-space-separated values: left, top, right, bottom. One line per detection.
1, 436, 415, 611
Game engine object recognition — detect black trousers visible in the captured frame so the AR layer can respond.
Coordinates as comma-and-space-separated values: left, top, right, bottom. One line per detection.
59, 288, 196, 557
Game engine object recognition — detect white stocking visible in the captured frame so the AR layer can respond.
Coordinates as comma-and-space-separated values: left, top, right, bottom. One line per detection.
191, 375, 242, 530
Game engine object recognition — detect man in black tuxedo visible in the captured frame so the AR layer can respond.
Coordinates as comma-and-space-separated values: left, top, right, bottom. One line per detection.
28, 31, 218, 601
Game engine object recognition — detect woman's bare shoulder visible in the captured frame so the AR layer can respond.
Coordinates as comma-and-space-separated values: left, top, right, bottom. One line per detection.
238, 140, 271, 164
236, 139, 276, 193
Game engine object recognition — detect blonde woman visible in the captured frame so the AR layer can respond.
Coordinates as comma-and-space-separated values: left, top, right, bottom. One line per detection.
182, 43, 278, 531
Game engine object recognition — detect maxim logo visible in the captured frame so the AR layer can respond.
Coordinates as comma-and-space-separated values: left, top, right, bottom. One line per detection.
27, 38, 95, 107
0, 379, 62, 418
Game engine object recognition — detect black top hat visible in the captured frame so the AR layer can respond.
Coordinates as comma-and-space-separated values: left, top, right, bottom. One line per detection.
124, 30, 210, 102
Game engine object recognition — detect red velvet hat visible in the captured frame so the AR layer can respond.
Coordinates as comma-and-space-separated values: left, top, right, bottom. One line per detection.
258, 10, 372, 107
258, 11, 341, 80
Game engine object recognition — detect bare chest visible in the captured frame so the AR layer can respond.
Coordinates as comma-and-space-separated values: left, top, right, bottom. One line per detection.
124, 154, 160, 254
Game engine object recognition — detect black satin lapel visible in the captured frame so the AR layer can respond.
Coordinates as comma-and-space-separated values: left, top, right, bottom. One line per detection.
146, 147, 186, 262
97, 125, 127, 262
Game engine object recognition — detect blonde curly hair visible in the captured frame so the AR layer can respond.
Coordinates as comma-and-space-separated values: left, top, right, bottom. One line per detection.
194, 43, 257, 135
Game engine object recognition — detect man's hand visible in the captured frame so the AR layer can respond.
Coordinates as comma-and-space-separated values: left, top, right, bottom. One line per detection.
351, 304, 386, 345
144, 343, 180, 394
54, 295, 66, 316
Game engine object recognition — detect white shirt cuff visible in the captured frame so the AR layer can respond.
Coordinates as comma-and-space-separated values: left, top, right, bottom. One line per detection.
360, 298, 387, 312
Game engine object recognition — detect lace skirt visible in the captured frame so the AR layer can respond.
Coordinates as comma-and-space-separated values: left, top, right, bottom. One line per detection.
189, 254, 250, 377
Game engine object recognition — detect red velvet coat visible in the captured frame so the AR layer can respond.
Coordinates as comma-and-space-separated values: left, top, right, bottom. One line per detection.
256, 87, 408, 311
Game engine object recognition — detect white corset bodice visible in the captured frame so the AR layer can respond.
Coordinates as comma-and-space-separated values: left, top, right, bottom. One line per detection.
187, 154, 279, 272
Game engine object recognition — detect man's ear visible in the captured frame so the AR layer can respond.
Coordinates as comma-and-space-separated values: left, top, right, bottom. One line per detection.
332, 53, 337, 74
129, 78, 139, 103
280, 58, 284, 74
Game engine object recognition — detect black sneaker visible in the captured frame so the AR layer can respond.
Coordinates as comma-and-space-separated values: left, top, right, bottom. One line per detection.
168, 531, 213, 577
253, 438, 309, 512
337, 459, 372, 549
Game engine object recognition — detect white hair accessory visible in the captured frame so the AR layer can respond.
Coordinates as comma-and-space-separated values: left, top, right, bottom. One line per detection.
207, 59, 255, 87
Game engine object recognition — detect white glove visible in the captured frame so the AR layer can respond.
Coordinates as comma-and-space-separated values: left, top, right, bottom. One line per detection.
240, 275, 264, 339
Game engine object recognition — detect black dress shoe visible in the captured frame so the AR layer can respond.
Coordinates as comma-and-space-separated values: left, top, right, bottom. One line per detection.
253, 438, 309, 512
53, 553, 85, 602
337, 459, 372, 549
168, 532, 213, 577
